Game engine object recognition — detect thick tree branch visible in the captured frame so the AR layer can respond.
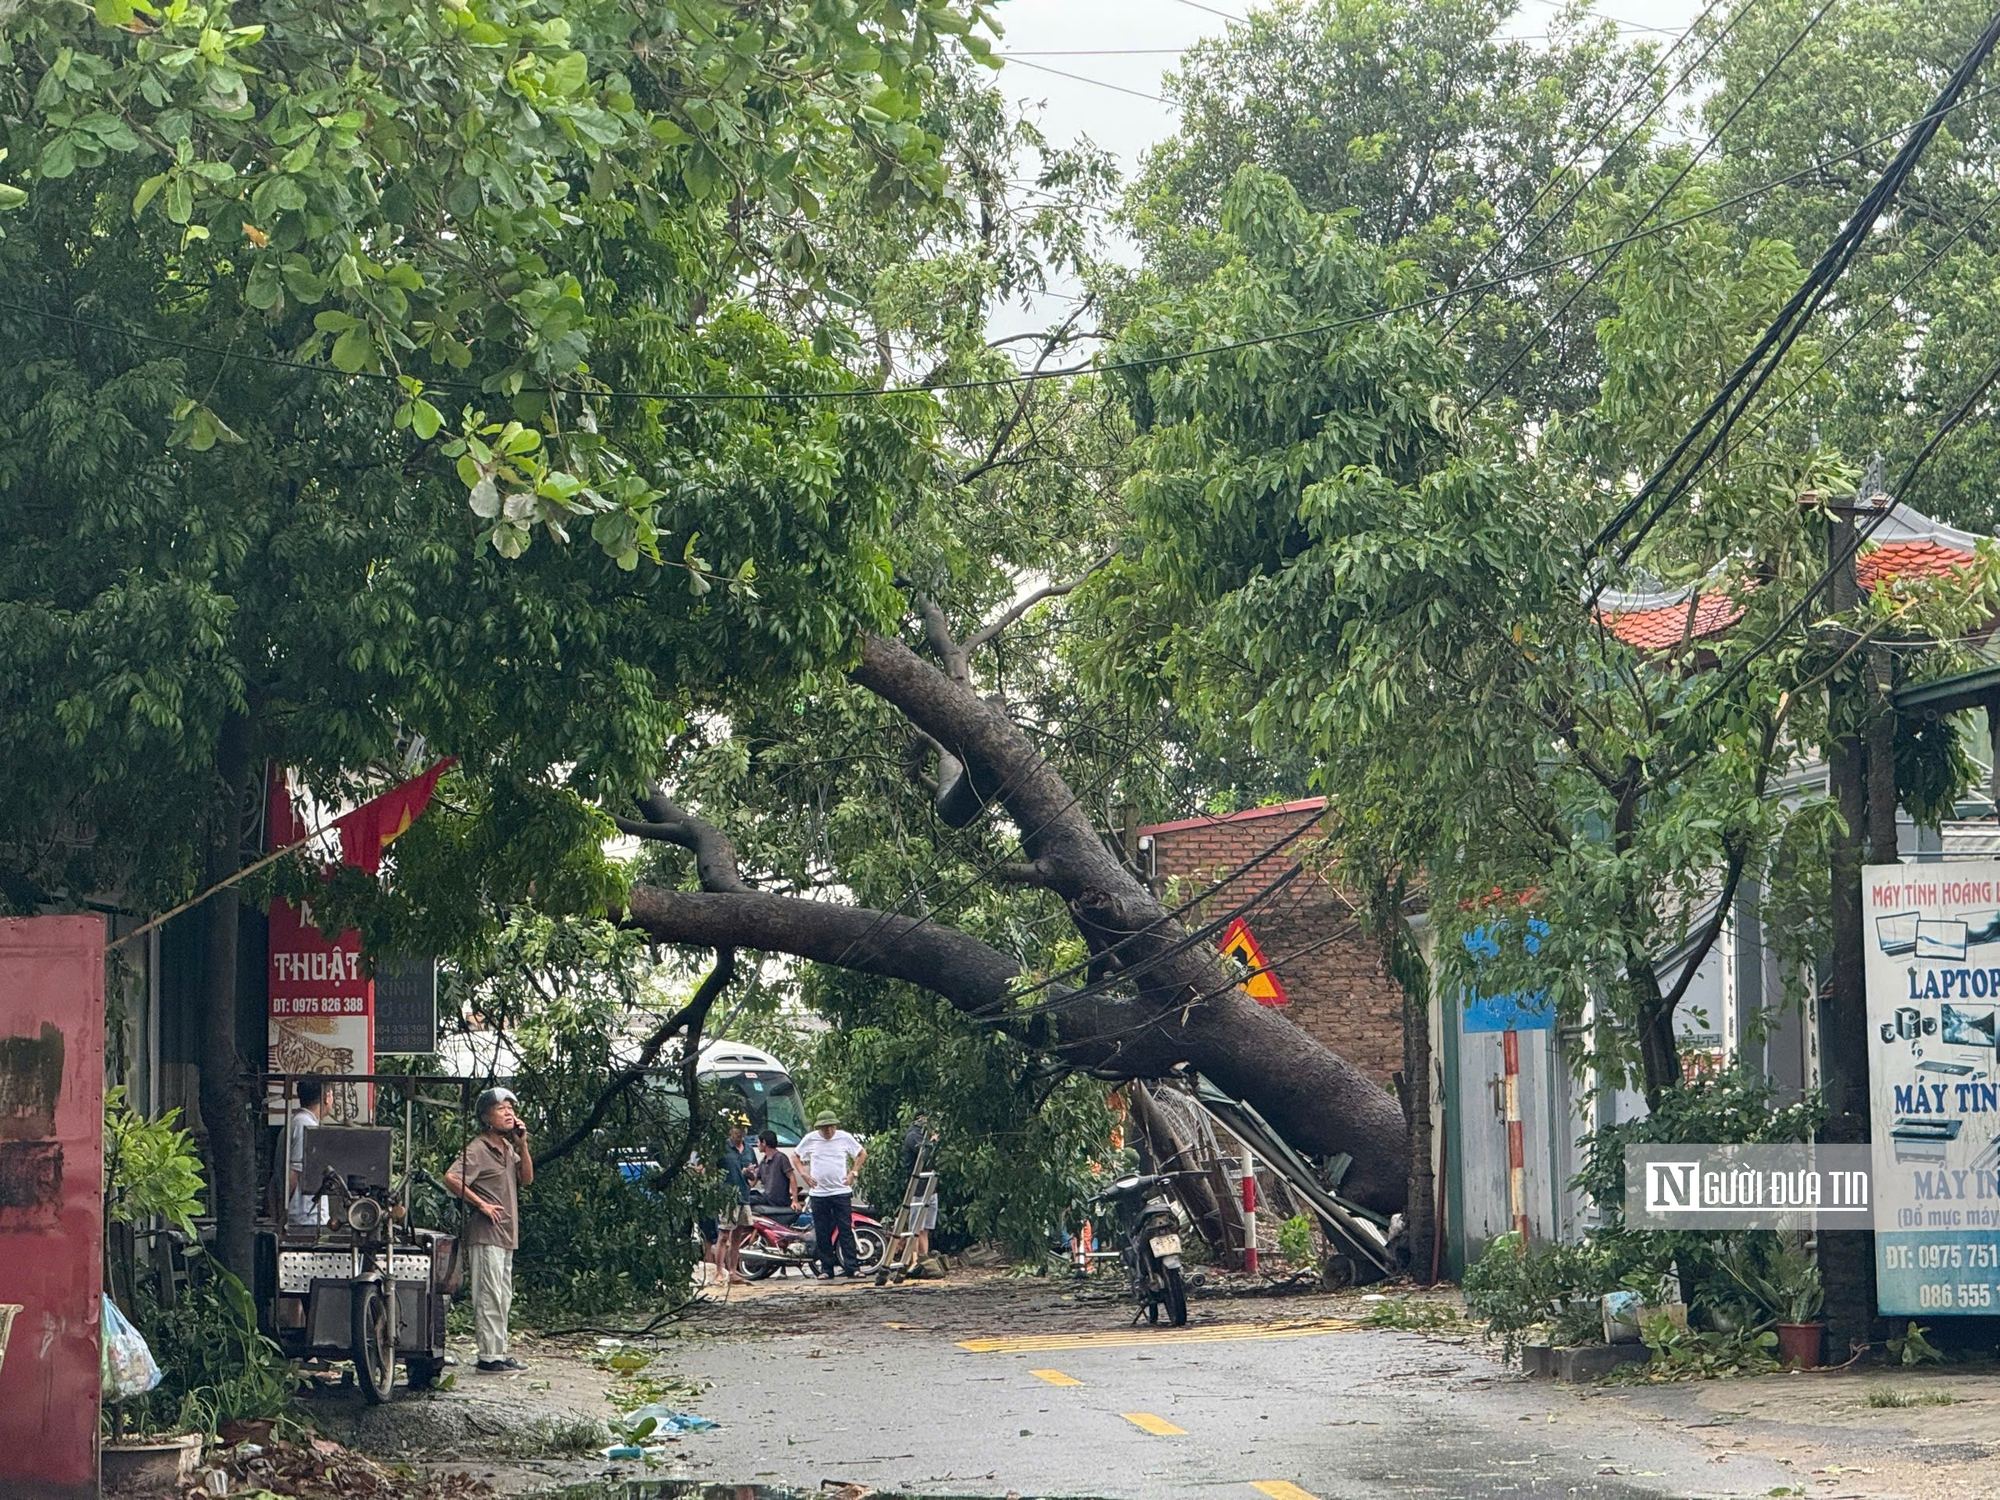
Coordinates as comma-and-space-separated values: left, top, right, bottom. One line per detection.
613, 786, 751, 894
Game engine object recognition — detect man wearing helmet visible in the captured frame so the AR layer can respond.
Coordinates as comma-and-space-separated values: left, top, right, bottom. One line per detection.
445, 1087, 533, 1372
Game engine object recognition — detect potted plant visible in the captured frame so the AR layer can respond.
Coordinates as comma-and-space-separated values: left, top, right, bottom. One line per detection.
1717, 1234, 1825, 1368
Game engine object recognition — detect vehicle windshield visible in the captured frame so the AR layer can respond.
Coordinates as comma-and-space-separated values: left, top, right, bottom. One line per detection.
703, 1068, 806, 1146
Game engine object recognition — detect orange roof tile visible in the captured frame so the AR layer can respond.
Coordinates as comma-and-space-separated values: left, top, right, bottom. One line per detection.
1604, 593, 1745, 650
1602, 537, 1982, 649
1855, 539, 1978, 588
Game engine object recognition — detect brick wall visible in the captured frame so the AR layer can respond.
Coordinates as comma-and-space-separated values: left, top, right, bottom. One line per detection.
1139, 800, 1406, 1086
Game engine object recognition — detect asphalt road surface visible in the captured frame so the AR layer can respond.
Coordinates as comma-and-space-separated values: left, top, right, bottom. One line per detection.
652, 1276, 1800, 1499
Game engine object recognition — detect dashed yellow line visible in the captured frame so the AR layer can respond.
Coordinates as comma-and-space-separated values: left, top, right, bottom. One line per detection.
1030, 1368, 1081, 1386
1251, 1483, 1320, 1500
957, 1318, 1358, 1354
1121, 1412, 1187, 1436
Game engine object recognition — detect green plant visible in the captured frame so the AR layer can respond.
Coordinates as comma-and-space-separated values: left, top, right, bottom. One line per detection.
1866, 1385, 1954, 1407
125, 1253, 300, 1436
1462, 1232, 1630, 1361
103, 1087, 205, 1237
1615, 1314, 1780, 1381
1714, 1234, 1823, 1325
1277, 1214, 1314, 1265
1889, 1322, 1946, 1366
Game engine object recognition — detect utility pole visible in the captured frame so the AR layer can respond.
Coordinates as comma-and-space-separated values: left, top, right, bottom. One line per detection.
1818, 463, 1890, 1354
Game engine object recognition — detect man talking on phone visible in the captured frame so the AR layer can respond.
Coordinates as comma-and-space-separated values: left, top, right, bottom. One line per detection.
445, 1087, 533, 1372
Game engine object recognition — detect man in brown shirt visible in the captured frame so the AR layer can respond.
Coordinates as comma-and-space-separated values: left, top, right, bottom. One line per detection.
445, 1087, 533, 1371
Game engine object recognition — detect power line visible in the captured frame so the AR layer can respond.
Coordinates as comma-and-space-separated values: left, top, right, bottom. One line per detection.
999, 56, 1167, 102
9, 82, 1991, 411
1586, 6, 2000, 581
1434, 0, 1749, 341
1464, 0, 1839, 413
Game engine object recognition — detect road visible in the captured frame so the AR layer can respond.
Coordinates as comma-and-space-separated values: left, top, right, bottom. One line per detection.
318, 1270, 2000, 1499
651, 1276, 1796, 1499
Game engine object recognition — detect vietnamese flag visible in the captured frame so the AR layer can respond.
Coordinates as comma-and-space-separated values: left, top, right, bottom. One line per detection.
335, 758, 456, 874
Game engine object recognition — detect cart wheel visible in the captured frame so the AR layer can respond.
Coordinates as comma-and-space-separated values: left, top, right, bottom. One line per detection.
353, 1283, 396, 1404
404, 1355, 445, 1391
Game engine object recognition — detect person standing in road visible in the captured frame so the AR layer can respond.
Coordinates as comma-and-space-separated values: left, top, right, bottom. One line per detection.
796, 1111, 866, 1277
718, 1118, 758, 1281
445, 1087, 533, 1371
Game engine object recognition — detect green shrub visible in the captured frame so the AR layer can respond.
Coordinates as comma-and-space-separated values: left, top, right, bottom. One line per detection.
123, 1254, 299, 1436
1277, 1213, 1314, 1264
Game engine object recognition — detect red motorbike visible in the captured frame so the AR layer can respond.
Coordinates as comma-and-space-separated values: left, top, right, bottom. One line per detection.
738, 1203, 886, 1279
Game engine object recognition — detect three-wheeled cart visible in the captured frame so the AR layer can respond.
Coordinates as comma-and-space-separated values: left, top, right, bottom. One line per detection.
252, 1073, 474, 1403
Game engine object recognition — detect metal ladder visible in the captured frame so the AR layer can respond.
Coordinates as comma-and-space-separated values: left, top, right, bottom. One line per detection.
875, 1134, 939, 1285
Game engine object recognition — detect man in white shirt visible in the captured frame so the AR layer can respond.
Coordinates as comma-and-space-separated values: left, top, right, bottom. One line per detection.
286, 1075, 329, 1228
795, 1111, 866, 1278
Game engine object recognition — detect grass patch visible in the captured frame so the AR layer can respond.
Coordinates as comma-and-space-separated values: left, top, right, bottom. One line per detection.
491, 1414, 608, 1457
1866, 1386, 1955, 1408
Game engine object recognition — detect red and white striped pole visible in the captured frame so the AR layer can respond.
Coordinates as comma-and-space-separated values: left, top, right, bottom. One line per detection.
1503, 1029, 1529, 1247
1241, 1146, 1259, 1275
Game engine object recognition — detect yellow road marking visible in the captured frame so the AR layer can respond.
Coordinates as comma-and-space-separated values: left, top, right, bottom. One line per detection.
1120, 1412, 1186, 1436
1030, 1369, 1082, 1386
957, 1318, 1358, 1354
1252, 1483, 1321, 1500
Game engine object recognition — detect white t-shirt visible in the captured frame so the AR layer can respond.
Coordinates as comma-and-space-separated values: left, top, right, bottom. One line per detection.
287, 1109, 328, 1225
795, 1130, 863, 1197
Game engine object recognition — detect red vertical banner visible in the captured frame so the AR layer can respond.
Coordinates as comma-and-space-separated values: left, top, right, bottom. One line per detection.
265, 770, 373, 1121
0, 914, 105, 1500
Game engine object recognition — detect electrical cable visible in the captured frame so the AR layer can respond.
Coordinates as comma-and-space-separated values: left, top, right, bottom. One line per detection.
1676, 345, 2000, 726
7, 80, 1997, 409
1463, 0, 1839, 415
1431, 0, 1749, 339
1584, 7, 2000, 577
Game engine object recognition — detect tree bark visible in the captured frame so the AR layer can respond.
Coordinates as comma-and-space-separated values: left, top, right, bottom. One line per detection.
199, 716, 258, 1280
1386, 911, 1436, 1283
621, 628, 1411, 1216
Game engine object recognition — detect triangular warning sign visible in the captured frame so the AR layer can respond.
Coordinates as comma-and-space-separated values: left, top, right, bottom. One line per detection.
1218, 917, 1289, 1006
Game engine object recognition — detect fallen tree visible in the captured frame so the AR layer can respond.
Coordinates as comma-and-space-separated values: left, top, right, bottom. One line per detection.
619, 599, 1411, 1216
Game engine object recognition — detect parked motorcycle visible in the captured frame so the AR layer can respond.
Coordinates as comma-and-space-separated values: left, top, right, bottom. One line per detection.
738, 1203, 887, 1278
1092, 1173, 1187, 1325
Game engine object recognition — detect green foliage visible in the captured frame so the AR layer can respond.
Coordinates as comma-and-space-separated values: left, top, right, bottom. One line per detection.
1618, 1317, 1781, 1382
1461, 1232, 1632, 1362
1713, 1234, 1824, 1326
1890, 1321, 1946, 1367
1573, 1067, 1824, 1215
809, 973, 1116, 1255
1361, 1296, 1469, 1331
1276, 1213, 1314, 1265
124, 1254, 299, 1435
104, 1085, 205, 1237
441, 913, 718, 1318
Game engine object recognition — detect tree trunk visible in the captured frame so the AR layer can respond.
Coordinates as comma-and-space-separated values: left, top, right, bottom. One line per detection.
621, 627, 1411, 1216
199, 716, 258, 1280
1390, 920, 1436, 1283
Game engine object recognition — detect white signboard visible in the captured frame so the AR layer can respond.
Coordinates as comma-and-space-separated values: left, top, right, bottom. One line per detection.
1866, 860, 2000, 1315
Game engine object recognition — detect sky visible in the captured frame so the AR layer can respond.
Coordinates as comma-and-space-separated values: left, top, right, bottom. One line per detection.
981, 0, 1710, 338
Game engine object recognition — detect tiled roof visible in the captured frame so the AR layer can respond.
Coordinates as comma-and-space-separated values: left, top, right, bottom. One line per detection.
1603, 593, 1746, 651
1136, 796, 1326, 839
1600, 504, 1984, 650
1855, 538, 1979, 588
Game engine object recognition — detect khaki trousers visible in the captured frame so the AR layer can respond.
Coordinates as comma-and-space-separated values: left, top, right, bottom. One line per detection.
467, 1242, 514, 1363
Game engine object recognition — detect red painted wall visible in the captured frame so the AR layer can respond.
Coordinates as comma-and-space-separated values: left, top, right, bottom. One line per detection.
0, 915, 105, 1500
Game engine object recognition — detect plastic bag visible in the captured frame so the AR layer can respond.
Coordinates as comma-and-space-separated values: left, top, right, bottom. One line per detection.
101, 1294, 163, 1400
